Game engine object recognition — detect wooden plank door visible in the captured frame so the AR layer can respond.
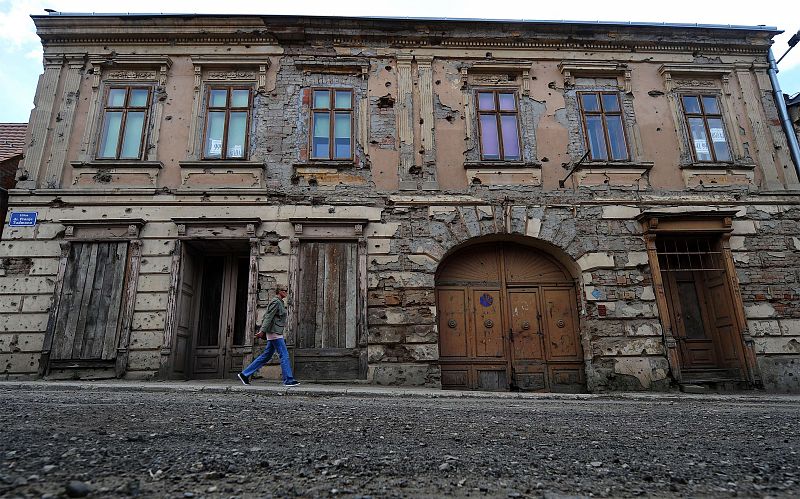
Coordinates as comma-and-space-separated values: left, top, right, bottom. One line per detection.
508, 289, 546, 391
541, 287, 584, 391
51, 242, 128, 362
437, 288, 470, 389
224, 257, 251, 377
470, 288, 507, 390
664, 271, 720, 370
191, 256, 225, 378
295, 241, 361, 379
703, 269, 743, 373
172, 245, 199, 377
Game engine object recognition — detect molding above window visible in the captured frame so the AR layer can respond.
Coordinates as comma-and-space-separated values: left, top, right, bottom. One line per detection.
559, 61, 632, 93
191, 55, 271, 91
62, 218, 146, 240
294, 56, 370, 78
659, 64, 734, 92
88, 54, 173, 86
461, 61, 533, 94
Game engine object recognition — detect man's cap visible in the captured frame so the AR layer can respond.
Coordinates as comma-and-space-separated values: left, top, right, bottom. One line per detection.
276, 284, 288, 292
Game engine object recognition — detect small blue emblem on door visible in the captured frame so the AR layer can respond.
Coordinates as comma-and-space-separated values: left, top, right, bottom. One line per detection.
479, 293, 493, 307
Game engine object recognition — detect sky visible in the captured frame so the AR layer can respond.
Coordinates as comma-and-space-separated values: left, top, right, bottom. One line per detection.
0, 0, 798, 123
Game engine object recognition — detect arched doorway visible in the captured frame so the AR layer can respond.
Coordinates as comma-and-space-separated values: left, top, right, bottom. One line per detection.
435, 242, 585, 392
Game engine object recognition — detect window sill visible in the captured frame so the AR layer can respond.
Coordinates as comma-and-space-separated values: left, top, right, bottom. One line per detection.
71, 160, 163, 169
579, 160, 654, 170
463, 160, 540, 169
680, 162, 755, 170
179, 160, 263, 168
294, 160, 357, 169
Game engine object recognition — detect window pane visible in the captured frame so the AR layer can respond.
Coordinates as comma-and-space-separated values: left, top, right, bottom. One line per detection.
498, 93, 516, 111
231, 90, 249, 108
605, 115, 628, 160
585, 115, 608, 160
707, 118, 730, 162
107, 88, 126, 107
580, 93, 600, 112
227, 112, 247, 158
682, 96, 701, 114
312, 112, 330, 159
129, 89, 149, 107
120, 111, 145, 159
98, 112, 123, 158
688, 117, 712, 161
334, 112, 351, 159
209, 89, 227, 108
601, 93, 620, 112
702, 96, 720, 115
313, 90, 331, 109
334, 90, 352, 109
204, 112, 225, 158
477, 92, 495, 111
500, 115, 520, 160
479, 114, 500, 159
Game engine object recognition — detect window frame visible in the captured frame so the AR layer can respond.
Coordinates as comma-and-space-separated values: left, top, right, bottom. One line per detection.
96, 85, 152, 160
201, 85, 253, 160
309, 87, 355, 161
680, 93, 732, 164
475, 89, 523, 162
577, 91, 630, 162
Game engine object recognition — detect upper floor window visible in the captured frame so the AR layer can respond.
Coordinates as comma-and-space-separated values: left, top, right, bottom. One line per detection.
203, 86, 251, 159
681, 94, 731, 163
578, 91, 629, 161
97, 86, 151, 159
311, 88, 353, 160
476, 90, 521, 161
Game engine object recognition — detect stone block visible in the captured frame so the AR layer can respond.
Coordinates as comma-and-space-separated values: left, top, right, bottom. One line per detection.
577, 252, 615, 271
640, 286, 655, 301
0, 276, 56, 295
611, 301, 658, 319
779, 319, 800, 336
131, 311, 166, 331
1, 313, 49, 332
126, 349, 161, 371
1, 296, 22, 313
748, 320, 781, 337
407, 253, 438, 269
733, 253, 750, 264
368, 238, 392, 255
584, 285, 604, 301
757, 356, 800, 393
370, 255, 399, 266
368, 362, 440, 387
21, 294, 52, 313
602, 205, 641, 219
0, 352, 39, 374
793, 237, 800, 251
134, 292, 168, 312
0, 332, 44, 353
745, 302, 775, 318
139, 256, 173, 274
258, 255, 290, 272
612, 357, 669, 389
624, 320, 663, 337
137, 274, 171, 293
369, 271, 434, 289
128, 330, 166, 350
754, 337, 800, 355
729, 236, 746, 250
141, 239, 175, 257
592, 336, 665, 356
0, 240, 62, 258
732, 220, 757, 235
364, 223, 400, 238
29, 258, 60, 276
623, 252, 649, 267
526, 217, 542, 238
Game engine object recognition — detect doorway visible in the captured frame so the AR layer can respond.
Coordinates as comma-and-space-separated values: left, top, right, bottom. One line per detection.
174, 240, 251, 379
656, 236, 746, 382
435, 242, 585, 392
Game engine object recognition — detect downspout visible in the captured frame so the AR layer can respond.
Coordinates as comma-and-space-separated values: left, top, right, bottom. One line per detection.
768, 48, 800, 180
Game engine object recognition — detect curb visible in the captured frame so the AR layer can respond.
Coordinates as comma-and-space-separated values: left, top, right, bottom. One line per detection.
2, 380, 800, 404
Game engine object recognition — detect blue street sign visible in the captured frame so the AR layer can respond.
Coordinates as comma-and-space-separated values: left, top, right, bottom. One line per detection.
9, 212, 38, 227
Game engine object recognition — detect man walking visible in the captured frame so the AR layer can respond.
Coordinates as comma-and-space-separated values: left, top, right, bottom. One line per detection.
237, 284, 300, 387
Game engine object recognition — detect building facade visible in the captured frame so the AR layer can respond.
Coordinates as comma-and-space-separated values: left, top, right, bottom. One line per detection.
2, 13, 800, 392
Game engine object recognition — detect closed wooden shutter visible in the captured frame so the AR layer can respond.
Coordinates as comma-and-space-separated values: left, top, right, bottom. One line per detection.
51, 242, 129, 361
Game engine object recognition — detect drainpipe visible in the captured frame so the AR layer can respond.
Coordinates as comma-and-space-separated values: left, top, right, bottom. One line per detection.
768, 45, 800, 181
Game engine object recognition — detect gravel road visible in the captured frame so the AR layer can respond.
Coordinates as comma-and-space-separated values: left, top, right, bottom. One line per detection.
1, 386, 799, 498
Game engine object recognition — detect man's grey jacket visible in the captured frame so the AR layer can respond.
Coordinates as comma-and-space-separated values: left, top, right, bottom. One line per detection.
259, 296, 287, 335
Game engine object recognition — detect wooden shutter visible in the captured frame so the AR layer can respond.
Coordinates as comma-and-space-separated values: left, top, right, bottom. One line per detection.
51, 242, 129, 361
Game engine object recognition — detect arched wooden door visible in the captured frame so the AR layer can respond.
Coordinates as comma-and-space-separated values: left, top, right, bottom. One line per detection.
436, 243, 585, 392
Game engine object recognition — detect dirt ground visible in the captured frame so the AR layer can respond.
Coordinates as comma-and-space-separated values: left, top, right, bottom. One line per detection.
1, 386, 799, 498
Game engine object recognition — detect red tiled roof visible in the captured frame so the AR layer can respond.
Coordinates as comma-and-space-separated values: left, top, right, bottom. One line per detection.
0, 123, 27, 163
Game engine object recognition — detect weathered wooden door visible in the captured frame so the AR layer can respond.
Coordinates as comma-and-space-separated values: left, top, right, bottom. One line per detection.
50, 242, 129, 364
172, 245, 199, 377
295, 241, 363, 379
664, 271, 719, 370
191, 256, 249, 379
704, 269, 743, 375
437, 243, 584, 392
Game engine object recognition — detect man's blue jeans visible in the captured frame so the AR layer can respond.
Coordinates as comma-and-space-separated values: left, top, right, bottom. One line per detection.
241, 337, 297, 384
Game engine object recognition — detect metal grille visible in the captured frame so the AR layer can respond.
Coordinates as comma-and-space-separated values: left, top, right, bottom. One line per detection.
655, 237, 724, 272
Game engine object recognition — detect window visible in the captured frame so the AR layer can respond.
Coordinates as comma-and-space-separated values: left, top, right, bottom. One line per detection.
578, 91, 629, 161
311, 88, 353, 160
476, 90, 521, 161
203, 87, 251, 159
97, 87, 151, 159
681, 94, 731, 163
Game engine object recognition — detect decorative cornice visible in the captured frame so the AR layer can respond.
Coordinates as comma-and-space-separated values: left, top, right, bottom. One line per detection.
559, 61, 632, 93
294, 56, 369, 77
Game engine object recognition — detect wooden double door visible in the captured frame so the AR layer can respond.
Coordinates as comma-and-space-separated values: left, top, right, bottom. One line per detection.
436, 243, 584, 392
174, 244, 251, 379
